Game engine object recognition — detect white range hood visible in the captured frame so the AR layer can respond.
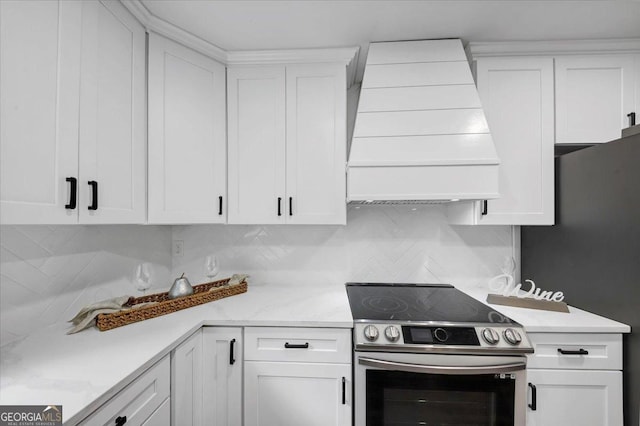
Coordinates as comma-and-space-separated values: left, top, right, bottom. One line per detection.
347, 39, 500, 203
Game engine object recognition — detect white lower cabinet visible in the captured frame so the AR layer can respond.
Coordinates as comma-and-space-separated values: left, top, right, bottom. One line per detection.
79, 356, 170, 426
202, 327, 243, 426
526, 369, 622, 426
172, 329, 203, 426
244, 327, 352, 426
244, 361, 351, 426
526, 333, 623, 426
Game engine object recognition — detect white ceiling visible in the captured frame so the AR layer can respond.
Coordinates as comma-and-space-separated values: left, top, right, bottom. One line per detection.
142, 0, 640, 81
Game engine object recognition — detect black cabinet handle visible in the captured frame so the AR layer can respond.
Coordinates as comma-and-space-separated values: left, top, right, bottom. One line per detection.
558, 348, 589, 355
218, 196, 223, 216
481, 200, 488, 216
65, 177, 77, 209
289, 197, 293, 216
341, 377, 346, 405
284, 342, 309, 349
229, 338, 236, 365
528, 383, 536, 411
88, 181, 98, 210
115, 416, 127, 426
277, 197, 282, 216
628, 112, 636, 127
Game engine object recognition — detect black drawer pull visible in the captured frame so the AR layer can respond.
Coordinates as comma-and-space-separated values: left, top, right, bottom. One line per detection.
65, 177, 77, 209
218, 196, 223, 215
481, 200, 488, 215
115, 415, 127, 426
88, 180, 98, 210
528, 383, 536, 411
558, 348, 589, 355
229, 338, 236, 365
341, 377, 346, 405
277, 197, 282, 216
284, 342, 309, 349
628, 112, 636, 127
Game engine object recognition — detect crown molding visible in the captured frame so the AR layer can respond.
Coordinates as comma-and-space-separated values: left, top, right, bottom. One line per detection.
468, 39, 640, 58
227, 47, 360, 86
120, 0, 360, 87
121, 0, 227, 63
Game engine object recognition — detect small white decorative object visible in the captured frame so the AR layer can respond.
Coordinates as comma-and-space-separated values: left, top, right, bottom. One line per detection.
488, 277, 565, 302
487, 259, 568, 312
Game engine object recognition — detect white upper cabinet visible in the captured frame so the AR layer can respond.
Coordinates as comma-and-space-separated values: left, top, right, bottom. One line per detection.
0, 0, 82, 224
285, 64, 347, 225
227, 66, 287, 224
0, 0, 145, 224
78, 0, 146, 224
227, 64, 347, 225
448, 56, 555, 225
555, 54, 638, 144
148, 33, 227, 224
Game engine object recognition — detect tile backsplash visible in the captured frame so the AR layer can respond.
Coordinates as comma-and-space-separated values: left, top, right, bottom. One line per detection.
0, 225, 171, 346
173, 205, 518, 290
0, 205, 517, 345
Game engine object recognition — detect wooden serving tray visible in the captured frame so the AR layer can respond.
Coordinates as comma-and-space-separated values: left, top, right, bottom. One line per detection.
96, 278, 247, 331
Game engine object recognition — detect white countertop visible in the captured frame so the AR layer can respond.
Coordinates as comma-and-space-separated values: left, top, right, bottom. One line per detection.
463, 288, 631, 333
0, 283, 352, 425
0, 283, 630, 425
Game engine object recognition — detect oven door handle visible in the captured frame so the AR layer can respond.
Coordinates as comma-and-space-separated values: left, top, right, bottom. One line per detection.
358, 357, 526, 375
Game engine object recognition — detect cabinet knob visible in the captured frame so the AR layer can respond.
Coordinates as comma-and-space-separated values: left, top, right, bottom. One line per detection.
115, 415, 127, 426
628, 112, 636, 127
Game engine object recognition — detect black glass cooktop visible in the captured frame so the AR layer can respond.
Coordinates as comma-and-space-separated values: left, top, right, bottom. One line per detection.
345, 282, 515, 324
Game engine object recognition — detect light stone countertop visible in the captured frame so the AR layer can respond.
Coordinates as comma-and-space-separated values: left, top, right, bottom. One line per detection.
0, 282, 629, 425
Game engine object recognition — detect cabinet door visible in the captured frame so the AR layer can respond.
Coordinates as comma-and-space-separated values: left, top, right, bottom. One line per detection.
556, 55, 637, 144
77, 0, 146, 224
457, 56, 555, 225
172, 329, 203, 426
141, 398, 170, 426
526, 369, 622, 426
245, 361, 351, 426
202, 327, 243, 426
286, 64, 347, 225
227, 66, 286, 224
148, 33, 227, 224
0, 0, 81, 224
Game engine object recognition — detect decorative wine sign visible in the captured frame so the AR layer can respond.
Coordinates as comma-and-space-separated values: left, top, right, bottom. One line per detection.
487, 273, 570, 313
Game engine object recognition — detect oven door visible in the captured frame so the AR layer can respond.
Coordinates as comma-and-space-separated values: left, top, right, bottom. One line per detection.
355, 351, 527, 426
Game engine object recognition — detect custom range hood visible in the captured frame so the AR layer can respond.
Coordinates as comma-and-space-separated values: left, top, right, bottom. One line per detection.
348, 39, 500, 203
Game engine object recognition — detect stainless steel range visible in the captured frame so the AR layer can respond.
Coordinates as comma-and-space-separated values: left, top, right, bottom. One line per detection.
346, 282, 533, 426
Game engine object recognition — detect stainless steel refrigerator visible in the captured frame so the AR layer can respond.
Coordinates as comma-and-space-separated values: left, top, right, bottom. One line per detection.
522, 133, 640, 426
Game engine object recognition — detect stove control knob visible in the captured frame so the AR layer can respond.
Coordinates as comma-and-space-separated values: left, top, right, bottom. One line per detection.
384, 326, 401, 343
434, 328, 449, 343
503, 328, 522, 345
481, 328, 500, 345
363, 325, 379, 342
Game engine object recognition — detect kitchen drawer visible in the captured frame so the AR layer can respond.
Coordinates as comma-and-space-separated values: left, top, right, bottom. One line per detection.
244, 327, 351, 363
79, 356, 170, 426
527, 333, 622, 370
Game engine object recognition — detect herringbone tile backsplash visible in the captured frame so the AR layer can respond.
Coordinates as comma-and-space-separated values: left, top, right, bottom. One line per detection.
1, 205, 516, 346
173, 205, 517, 291
0, 225, 171, 346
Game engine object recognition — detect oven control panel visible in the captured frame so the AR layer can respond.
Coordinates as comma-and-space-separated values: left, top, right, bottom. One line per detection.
354, 323, 533, 353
